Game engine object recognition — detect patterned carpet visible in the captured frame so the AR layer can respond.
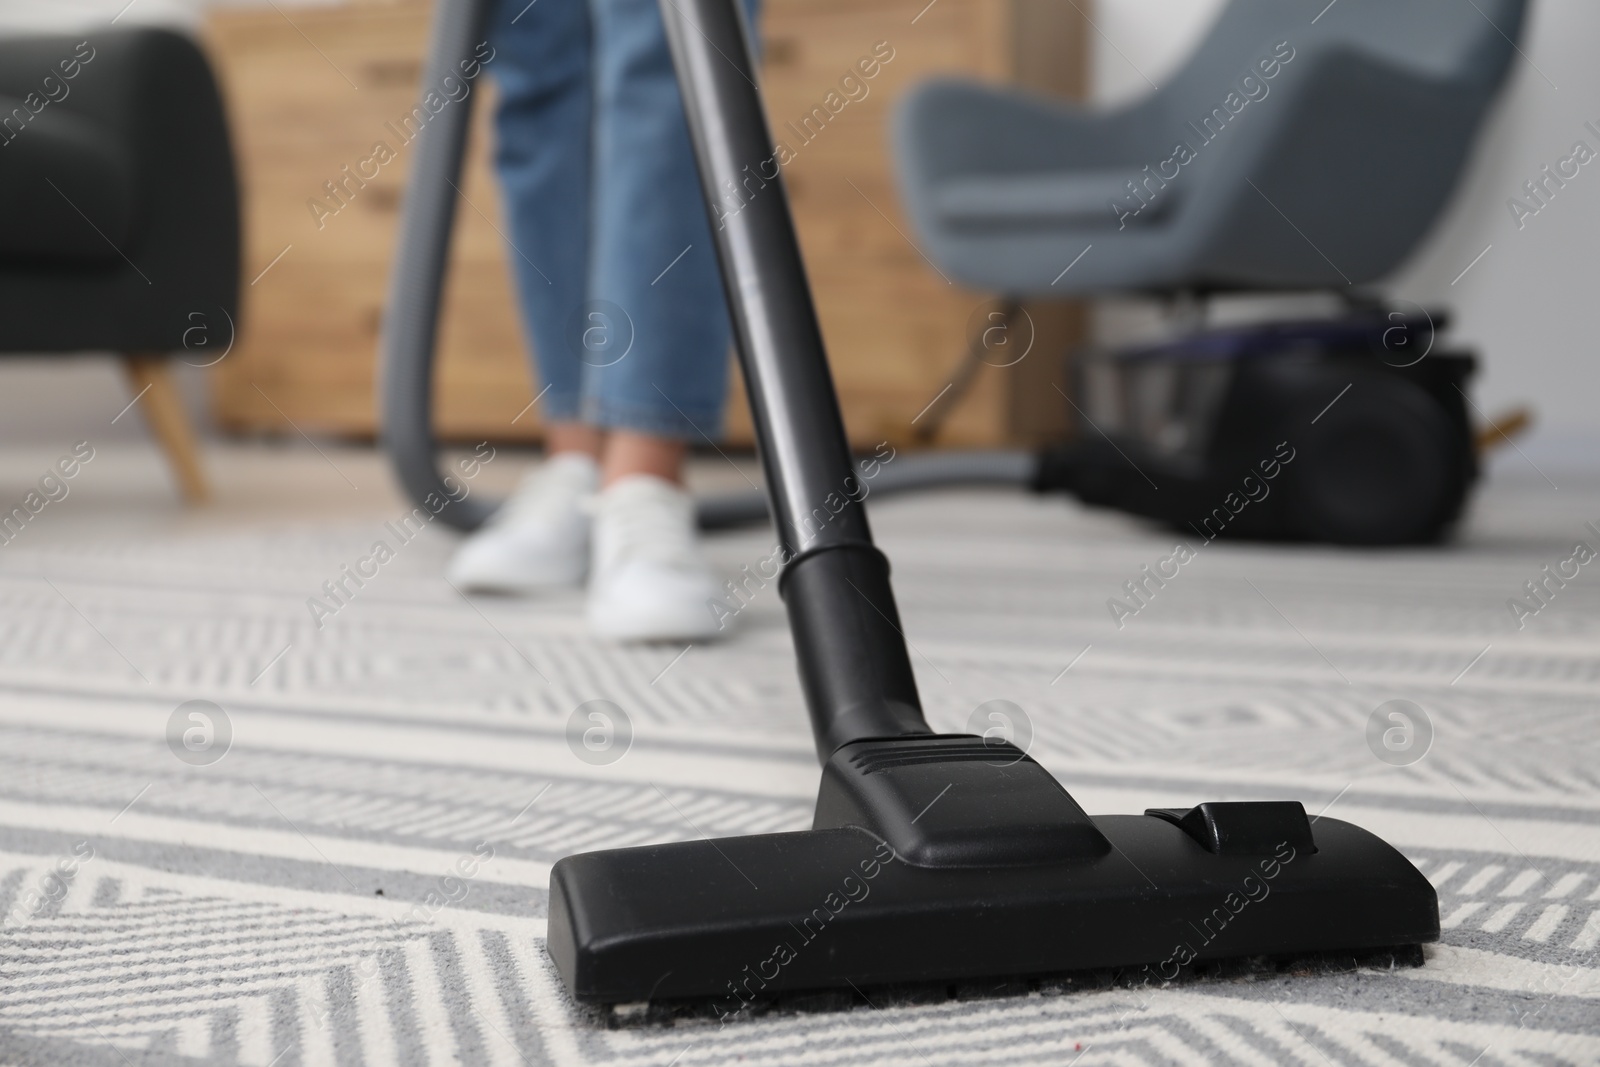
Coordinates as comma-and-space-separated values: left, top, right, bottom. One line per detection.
0, 445, 1596, 1065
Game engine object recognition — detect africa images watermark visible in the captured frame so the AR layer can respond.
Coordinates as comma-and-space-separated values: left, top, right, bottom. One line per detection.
0, 441, 96, 547
1506, 119, 1600, 231
706, 441, 897, 630
0, 40, 96, 147
710, 838, 898, 1027
306, 40, 497, 230
1111, 40, 1296, 229
1505, 519, 1600, 630
711, 40, 896, 228
1131, 839, 1300, 985
306, 443, 497, 629
1, 841, 95, 932
1107, 441, 1297, 628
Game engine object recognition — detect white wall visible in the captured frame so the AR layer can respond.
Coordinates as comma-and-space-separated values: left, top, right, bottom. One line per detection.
1090, 0, 1600, 469
0, 0, 337, 32
0, 0, 203, 32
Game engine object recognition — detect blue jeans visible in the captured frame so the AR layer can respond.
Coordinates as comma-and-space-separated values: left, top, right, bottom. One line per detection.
490, 0, 759, 440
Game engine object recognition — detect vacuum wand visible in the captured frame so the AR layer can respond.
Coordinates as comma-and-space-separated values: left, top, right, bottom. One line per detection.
661, 0, 929, 760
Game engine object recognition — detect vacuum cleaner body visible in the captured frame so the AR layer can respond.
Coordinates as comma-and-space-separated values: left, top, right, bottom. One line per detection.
693, 314, 1483, 546
1038, 313, 1479, 545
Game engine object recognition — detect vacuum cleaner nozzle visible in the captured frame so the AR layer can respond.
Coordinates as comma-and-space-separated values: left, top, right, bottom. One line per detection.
548, 735, 1437, 1005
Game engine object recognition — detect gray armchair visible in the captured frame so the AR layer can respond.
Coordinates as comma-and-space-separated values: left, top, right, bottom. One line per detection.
893, 0, 1527, 296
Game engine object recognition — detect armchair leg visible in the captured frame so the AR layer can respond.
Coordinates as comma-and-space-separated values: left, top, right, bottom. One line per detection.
121, 354, 210, 504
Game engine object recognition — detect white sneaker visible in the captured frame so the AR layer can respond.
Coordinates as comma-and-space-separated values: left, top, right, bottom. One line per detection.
446, 453, 599, 593
586, 474, 725, 642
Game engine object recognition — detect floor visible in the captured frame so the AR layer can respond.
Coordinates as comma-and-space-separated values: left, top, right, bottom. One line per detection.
0, 440, 1595, 1065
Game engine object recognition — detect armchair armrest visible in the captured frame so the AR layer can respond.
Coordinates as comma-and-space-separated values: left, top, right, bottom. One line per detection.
0, 28, 240, 353
0, 91, 136, 263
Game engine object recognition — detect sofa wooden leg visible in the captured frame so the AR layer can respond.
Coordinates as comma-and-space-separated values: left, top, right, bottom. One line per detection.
122, 354, 210, 504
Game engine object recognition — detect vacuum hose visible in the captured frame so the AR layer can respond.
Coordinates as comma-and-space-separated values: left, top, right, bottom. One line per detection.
697, 449, 1036, 529
378, 0, 1038, 535
379, 0, 496, 532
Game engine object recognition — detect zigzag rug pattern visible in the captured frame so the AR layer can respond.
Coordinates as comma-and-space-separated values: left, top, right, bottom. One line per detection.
0, 477, 1596, 1065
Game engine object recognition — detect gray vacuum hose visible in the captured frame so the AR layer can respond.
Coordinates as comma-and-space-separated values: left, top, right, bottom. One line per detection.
379, 0, 496, 532
696, 449, 1037, 529
377, 0, 1039, 532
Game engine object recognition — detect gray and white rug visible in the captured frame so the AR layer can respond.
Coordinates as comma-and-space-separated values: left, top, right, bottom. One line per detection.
0, 450, 1595, 1065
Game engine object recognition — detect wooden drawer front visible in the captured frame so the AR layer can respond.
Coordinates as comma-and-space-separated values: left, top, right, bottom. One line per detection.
209, 3, 536, 441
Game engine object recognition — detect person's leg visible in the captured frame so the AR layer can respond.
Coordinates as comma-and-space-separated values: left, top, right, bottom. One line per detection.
488, 0, 593, 448
580, 0, 762, 638
449, 0, 601, 593
547, 421, 605, 460
602, 430, 686, 485
585, 0, 762, 485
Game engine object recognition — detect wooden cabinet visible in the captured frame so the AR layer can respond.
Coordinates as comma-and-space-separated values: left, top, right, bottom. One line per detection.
205, 0, 1086, 448
205, 4, 531, 442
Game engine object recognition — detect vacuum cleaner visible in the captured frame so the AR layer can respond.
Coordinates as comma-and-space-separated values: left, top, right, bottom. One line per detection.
380, 0, 1437, 1009
698, 312, 1481, 545
1039, 314, 1480, 546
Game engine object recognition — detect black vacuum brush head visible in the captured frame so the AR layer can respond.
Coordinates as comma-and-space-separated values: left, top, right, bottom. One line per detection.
548, 736, 1438, 1006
